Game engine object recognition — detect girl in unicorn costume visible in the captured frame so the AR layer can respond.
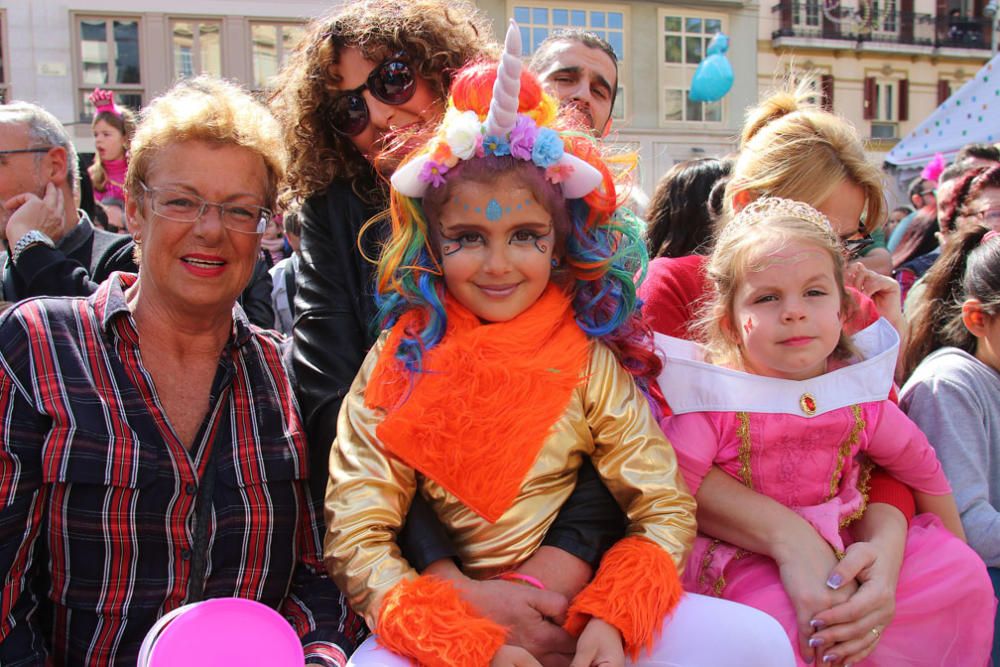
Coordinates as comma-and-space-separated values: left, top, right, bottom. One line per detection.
657, 197, 996, 666
324, 21, 795, 667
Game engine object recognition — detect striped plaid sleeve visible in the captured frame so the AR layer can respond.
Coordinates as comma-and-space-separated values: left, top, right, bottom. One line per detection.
0, 307, 52, 663
280, 486, 368, 662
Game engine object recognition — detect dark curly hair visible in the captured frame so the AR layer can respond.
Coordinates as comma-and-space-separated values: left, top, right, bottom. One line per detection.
268, 0, 494, 206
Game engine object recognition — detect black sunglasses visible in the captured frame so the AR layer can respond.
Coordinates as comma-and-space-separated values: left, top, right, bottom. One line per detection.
327, 52, 416, 137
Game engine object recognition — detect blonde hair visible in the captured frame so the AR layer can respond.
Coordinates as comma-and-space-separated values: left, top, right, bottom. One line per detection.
697, 197, 855, 369
126, 76, 285, 209
724, 80, 885, 234
87, 107, 136, 192
268, 0, 493, 206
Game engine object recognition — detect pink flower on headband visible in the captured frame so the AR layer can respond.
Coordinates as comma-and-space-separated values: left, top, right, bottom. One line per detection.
545, 163, 574, 185
419, 160, 450, 188
509, 116, 538, 160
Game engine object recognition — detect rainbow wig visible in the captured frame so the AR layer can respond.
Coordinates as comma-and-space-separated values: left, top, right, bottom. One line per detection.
373, 58, 661, 397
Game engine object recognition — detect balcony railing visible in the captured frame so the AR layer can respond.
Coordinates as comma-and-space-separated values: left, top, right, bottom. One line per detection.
771, 1, 993, 50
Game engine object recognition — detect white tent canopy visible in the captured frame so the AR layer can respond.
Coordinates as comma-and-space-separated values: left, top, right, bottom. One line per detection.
886, 53, 1000, 168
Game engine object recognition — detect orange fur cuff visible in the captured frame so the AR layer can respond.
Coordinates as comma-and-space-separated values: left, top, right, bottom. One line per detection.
563, 536, 683, 660
377, 575, 507, 666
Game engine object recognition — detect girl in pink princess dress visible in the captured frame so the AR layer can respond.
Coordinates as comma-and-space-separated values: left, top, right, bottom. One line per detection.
657, 197, 996, 667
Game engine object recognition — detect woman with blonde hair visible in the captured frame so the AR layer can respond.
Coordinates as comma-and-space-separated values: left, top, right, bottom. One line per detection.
639, 83, 919, 666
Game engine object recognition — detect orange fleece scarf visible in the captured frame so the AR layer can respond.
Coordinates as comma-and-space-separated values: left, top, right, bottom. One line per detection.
365, 285, 590, 522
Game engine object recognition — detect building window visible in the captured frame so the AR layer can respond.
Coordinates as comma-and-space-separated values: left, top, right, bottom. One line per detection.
511, 4, 625, 61
171, 20, 222, 80
663, 15, 723, 65
251, 22, 306, 91
792, 0, 821, 29
869, 0, 898, 36
663, 89, 722, 122
75, 15, 143, 122
659, 10, 726, 124
875, 80, 896, 121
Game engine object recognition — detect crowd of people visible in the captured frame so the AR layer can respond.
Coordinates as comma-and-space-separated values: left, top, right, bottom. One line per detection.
0, 0, 997, 665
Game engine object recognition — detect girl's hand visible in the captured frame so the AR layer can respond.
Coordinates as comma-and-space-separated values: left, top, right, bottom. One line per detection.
423, 559, 576, 663
569, 617, 624, 667
808, 505, 906, 667
773, 534, 857, 663
492, 645, 544, 667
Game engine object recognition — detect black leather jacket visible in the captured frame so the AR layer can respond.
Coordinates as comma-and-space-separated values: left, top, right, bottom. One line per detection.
292, 179, 623, 569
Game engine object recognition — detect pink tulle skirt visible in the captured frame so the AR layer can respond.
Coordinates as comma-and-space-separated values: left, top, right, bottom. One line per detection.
719, 515, 996, 666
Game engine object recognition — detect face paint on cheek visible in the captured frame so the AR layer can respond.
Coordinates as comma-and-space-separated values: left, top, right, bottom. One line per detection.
439, 224, 463, 256
743, 317, 754, 335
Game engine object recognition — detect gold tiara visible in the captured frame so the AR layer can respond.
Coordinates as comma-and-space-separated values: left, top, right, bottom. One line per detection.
730, 197, 833, 233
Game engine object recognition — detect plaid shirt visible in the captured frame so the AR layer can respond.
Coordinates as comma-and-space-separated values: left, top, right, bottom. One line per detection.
0, 274, 366, 666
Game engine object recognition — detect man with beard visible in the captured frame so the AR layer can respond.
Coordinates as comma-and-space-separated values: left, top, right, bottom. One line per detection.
0, 102, 134, 301
529, 30, 618, 137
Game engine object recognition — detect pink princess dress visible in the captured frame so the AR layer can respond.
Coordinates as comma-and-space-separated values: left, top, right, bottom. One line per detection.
657, 319, 996, 666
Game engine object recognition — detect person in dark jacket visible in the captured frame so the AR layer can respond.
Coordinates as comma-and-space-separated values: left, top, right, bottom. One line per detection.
269, 3, 627, 662
0, 101, 136, 301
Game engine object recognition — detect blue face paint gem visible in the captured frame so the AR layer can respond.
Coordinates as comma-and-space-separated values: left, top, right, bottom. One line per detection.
485, 199, 503, 222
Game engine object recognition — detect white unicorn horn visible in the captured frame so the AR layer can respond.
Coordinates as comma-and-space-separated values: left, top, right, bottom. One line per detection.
484, 20, 522, 138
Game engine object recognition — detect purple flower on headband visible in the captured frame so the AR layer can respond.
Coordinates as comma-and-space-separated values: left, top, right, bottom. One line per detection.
531, 128, 564, 168
419, 160, 450, 188
483, 134, 511, 157
509, 116, 538, 160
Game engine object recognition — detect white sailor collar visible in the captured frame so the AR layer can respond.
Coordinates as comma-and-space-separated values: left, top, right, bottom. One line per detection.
655, 318, 899, 418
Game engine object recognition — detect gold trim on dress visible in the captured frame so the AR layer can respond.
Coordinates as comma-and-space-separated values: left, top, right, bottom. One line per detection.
736, 412, 753, 488
840, 458, 874, 529
827, 405, 865, 501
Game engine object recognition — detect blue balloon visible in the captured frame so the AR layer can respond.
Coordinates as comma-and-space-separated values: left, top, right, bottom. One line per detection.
689, 33, 734, 103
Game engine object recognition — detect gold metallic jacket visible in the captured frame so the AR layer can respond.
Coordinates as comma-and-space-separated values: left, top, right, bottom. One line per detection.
324, 335, 696, 629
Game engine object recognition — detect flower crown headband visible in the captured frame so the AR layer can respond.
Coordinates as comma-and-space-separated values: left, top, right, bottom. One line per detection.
391, 20, 602, 200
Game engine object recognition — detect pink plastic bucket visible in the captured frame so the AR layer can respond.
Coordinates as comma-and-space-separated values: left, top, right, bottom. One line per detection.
138, 598, 305, 666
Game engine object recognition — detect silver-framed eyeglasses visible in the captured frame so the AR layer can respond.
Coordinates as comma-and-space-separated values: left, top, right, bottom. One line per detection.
140, 182, 272, 234
0, 147, 55, 156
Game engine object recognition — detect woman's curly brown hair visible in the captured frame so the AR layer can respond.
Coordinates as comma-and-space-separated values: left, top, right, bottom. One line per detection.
269, 0, 494, 206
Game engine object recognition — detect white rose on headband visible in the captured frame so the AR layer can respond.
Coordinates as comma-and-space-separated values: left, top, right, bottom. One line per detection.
444, 110, 484, 160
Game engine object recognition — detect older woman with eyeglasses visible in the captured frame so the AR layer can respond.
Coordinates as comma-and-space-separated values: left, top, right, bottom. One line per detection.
0, 76, 365, 666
